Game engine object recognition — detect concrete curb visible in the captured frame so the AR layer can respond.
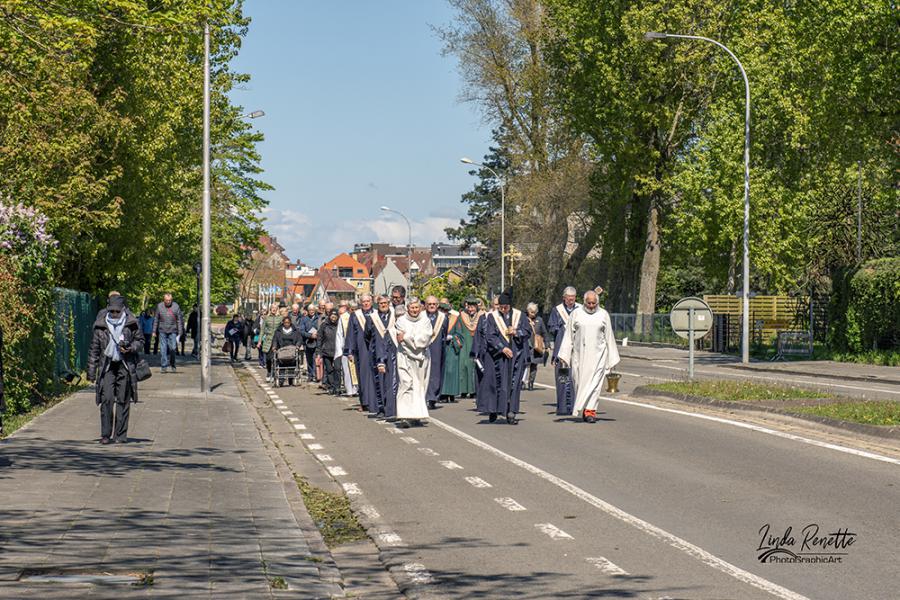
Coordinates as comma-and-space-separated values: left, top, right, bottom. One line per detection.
726, 364, 900, 386
236, 363, 445, 600
632, 386, 900, 441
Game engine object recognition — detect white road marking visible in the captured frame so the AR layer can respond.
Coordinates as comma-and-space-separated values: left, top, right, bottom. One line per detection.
494, 497, 527, 511
418, 447, 440, 456
439, 460, 464, 470
288, 417, 300, 422
299, 433, 315, 440
359, 505, 380, 520
535, 523, 573, 540
308, 443, 324, 450
315, 454, 334, 462
586, 556, 628, 576
342, 482, 361, 496
280, 410, 293, 415
403, 563, 434, 585
327, 466, 347, 476
651, 363, 900, 395
273, 399, 284, 404
377, 532, 403, 546
292, 424, 306, 430
464, 476, 493, 489
385, 428, 404, 435
430, 417, 811, 600
600, 395, 900, 466
400, 436, 419, 444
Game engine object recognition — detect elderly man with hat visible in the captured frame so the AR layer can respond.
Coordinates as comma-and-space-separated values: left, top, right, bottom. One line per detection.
87, 295, 144, 444
482, 290, 530, 424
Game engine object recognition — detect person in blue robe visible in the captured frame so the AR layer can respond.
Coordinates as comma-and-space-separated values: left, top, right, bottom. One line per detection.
344, 294, 377, 412
483, 290, 531, 425
546, 286, 580, 416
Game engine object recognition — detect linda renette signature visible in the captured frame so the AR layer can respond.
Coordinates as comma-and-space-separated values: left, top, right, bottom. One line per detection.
758, 523, 857, 556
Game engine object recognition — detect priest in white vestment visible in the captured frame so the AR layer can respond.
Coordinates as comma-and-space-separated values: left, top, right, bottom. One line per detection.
394, 297, 433, 427
555, 290, 620, 423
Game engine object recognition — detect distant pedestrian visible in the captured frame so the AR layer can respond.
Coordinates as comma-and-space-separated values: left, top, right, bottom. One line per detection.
87, 295, 144, 444
153, 293, 184, 374
300, 304, 319, 382
224, 314, 243, 362
316, 309, 340, 395
139, 309, 154, 355
258, 304, 280, 382
525, 302, 548, 391
272, 316, 302, 386
242, 312, 256, 360
186, 304, 199, 356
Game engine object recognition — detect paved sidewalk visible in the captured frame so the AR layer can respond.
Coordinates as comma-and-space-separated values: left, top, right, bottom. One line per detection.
619, 344, 900, 384
0, 357, 343, 598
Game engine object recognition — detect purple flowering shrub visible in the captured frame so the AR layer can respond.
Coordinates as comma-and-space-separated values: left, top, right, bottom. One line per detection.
0, 202, 58, 418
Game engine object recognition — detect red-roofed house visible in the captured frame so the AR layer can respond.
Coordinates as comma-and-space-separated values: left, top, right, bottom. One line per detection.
321, 253, 371, 296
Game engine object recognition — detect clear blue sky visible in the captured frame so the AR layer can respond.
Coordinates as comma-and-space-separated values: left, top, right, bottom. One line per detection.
229, 0, 492, 267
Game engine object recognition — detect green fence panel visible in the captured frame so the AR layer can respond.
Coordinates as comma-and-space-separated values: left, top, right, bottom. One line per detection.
53, 287, 98, 381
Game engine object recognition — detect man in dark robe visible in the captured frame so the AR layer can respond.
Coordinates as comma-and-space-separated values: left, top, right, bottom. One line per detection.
344, 294, 376, 412
423, 295, 448, 409
472, 297, 498, 414
547, 286, 580, 416
483, 291, 530, 424
440, 301, 462, 402
370, 295, 398, 419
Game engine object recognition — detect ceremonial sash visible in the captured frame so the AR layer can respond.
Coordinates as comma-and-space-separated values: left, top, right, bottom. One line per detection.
340, 312, 351, 333
491, 308, 521, 343
555, 303, 580, 324
370, 310, 397, 347
460, 311, 481, 334
354, 309, 367, 330
428, 311, 446, 346
447, 310, 459, 332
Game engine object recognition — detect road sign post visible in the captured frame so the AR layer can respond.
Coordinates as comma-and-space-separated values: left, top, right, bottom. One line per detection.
671, 297, 714, 380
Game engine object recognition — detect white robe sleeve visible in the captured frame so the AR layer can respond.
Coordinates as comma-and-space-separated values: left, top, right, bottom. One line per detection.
556, 310, 576, 365
603, 310, 620, 369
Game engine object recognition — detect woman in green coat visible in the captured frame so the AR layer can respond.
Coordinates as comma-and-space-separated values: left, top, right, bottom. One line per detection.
257, 304, 281, 382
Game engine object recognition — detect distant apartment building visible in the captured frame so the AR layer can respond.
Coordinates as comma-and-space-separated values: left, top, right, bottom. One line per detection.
430, 243, 481, 274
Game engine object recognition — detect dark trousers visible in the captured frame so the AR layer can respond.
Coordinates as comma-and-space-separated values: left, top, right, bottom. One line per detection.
528, 363, 538, 389
305, 346, 317, 381
229, 338, 240, 361
265, 350, 274, 378
258, 346, 265, 367
143, 334, 152, 355
99, 362, 130, 441
322, 356, 338, 394
152, 334, 159, 354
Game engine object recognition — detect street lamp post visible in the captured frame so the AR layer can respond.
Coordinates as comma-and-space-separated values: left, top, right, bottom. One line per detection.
200, 20, 266, 392
460, 157, 506, 292
380, 206, 413, 288
644, 31, 751, 364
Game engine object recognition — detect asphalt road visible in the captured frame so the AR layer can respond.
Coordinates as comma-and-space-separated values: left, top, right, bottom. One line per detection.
250, 358, 900, 600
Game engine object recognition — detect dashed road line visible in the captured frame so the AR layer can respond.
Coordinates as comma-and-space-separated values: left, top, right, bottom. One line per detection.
464, 476, 493, 488
439, 460, 463, 470
327, 466, 347, 477
431, 417, 811, 600
299, 433, 315, 440
342, 482, 362, 496
377, 531, 403, 546
399, 436, 419, 444
418, 447, 440, 456
292, 424, 306, 430
359, 505, 380, 520
535, 523, 573, 540
288, 417, 299, 422
494, 497, 527, 511
403, 563, 435, 585
316, 454, 334, 462
586, 556, 628, 576
308, 443, 324, 450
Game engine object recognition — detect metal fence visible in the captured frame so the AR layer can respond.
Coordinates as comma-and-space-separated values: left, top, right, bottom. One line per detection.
52, 287, 97, 383
609, 313, 688, 346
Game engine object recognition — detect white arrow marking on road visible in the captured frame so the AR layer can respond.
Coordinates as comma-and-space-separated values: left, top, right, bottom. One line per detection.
359, 505, 380, 520
400, 436, 419, 444
600, 395, 900, 466
308, 443, 324, 450
299, 433, 315, 440
430, 417, 811, 600
327, 466, 347, 476
418, 447, 440, 456
342, 482, 361, 496
586, 556, 628, 576
293, 424, 306, 430
439, 460, 463, 470
464, 476, 493, 488
494, 497, 527, 511
403, 563, 434, 585
535, 523, 573, 540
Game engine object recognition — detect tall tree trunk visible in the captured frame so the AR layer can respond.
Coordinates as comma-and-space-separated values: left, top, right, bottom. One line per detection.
635, 200, 661, 334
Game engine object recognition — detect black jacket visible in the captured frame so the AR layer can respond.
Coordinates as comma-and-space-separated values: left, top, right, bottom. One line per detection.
316, 320, 339, 358
272, 327, 302, 351
87, 312, 144, 405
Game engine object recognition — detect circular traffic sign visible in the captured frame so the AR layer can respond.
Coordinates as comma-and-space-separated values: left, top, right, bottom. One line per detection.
670, 297, 713, 340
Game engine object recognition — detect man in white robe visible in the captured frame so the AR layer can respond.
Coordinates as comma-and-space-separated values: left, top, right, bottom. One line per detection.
393, 297, 433, 428
556, 290, 620, 423
335, 302, 357, 396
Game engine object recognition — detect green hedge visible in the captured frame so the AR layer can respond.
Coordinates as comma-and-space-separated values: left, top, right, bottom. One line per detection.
830, 258, 900, 352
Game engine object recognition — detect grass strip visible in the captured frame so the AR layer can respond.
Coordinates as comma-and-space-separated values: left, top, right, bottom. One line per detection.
789, 401, 900, 426
647, 380, 832, 402
294, 476, 368, 548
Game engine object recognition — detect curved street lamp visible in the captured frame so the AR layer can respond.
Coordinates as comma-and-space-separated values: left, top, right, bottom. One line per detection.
644, 31, 751, 364
380, 206, 413, 287
460, 157, 506, 292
